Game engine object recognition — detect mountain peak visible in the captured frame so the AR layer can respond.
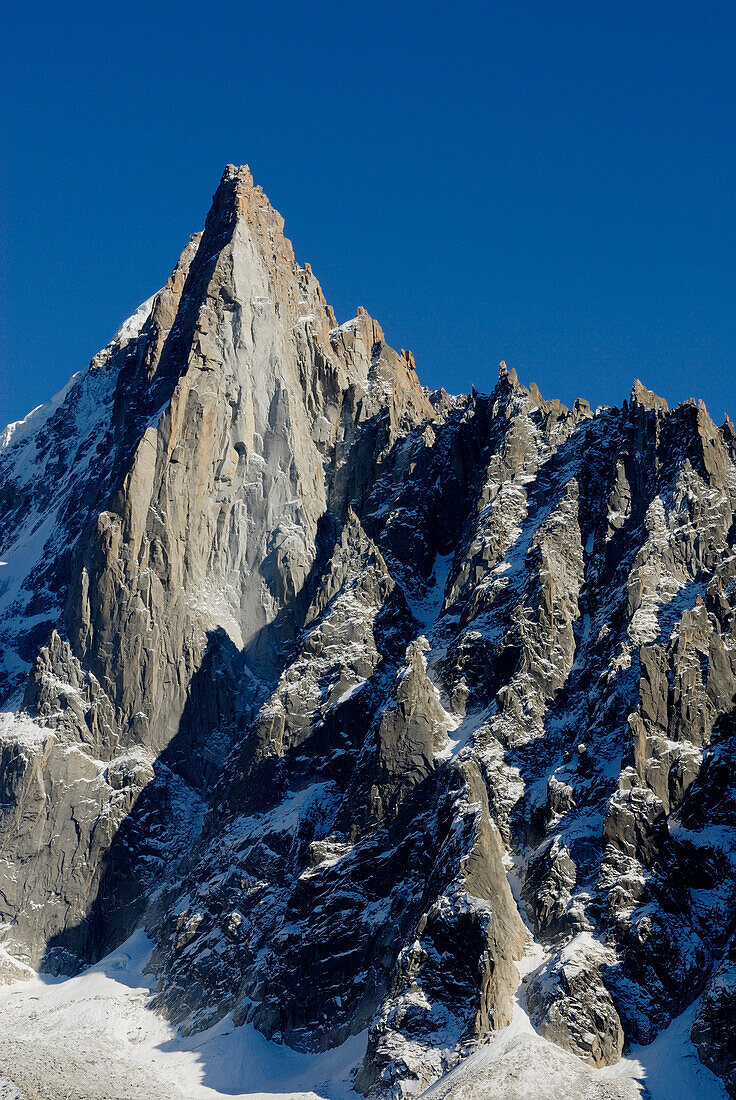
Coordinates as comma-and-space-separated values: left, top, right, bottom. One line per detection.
197, 161, 290, 265
630, 377, 669, 413
222, 161, 253, 185
1, 169, 735, 1100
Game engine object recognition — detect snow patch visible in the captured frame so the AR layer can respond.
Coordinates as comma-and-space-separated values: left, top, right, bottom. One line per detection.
406, 553, 453, 630
0, 710, 53, 750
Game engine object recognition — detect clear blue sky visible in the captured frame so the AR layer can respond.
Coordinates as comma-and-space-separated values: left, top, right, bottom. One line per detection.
2, 1, 736, 427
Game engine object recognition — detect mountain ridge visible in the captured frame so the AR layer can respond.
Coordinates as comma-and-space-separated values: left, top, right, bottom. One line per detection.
0, 165, 734, 1099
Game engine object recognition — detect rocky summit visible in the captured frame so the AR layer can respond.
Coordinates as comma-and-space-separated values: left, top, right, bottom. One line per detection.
0, 165, 735, 1100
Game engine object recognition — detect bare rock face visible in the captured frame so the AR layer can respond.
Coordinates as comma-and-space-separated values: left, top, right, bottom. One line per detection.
355, 758, 527, 1098
65, 166, 432, 760
526, 935, 624, 1068
1, 166, 736, 1097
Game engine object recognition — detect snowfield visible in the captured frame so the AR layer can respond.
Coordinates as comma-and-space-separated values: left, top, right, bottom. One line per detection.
0, 932, 362, 1100
0, 932, 726, 1100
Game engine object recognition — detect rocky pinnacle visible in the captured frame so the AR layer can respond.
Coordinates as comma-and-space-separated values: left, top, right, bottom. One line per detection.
0, 166, 735, 1097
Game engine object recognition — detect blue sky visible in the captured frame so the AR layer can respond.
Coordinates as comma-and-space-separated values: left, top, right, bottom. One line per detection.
2, 1, 736, 427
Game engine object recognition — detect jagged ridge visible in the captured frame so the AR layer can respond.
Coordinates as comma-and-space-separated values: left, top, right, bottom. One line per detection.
0, 167, 734, 1098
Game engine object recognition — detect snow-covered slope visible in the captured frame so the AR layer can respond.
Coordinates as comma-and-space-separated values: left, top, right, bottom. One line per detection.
0, 931, 725, 1100
0, 292, 155, 701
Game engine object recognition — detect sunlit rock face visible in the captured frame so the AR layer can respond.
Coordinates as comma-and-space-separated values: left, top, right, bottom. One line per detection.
1, 166, 736, 1097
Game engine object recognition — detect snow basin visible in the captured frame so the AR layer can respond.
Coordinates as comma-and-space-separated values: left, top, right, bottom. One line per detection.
0, 930, 727, 1099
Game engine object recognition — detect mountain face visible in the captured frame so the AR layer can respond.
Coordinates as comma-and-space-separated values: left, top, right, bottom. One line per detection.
1, 165, 735, 1098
